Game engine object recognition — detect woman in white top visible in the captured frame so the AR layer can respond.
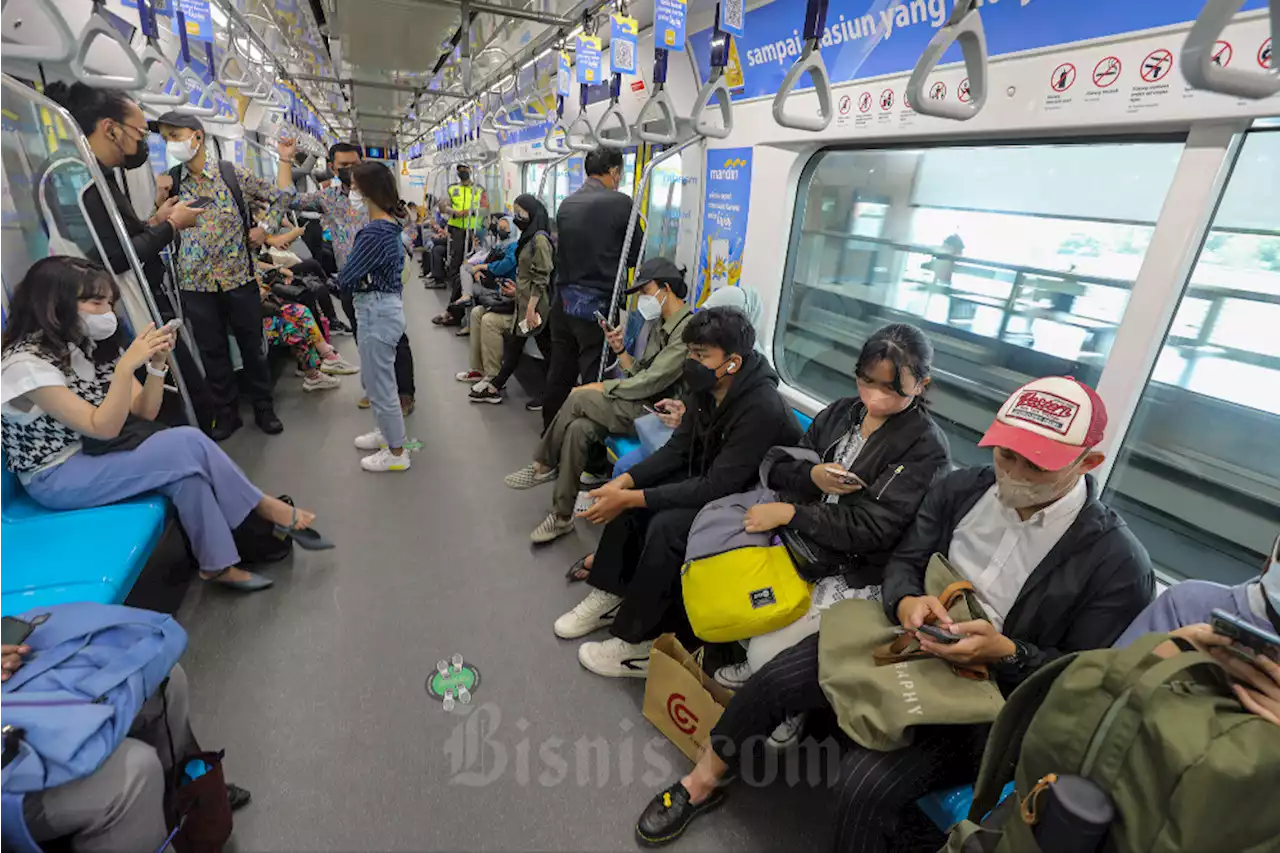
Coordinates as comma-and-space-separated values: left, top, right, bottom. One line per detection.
0, 256, 331, 592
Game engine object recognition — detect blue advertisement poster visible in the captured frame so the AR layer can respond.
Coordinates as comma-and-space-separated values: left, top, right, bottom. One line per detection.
172, 0, 212, 43
697, 147, 752, 304
690, 0, 1269, 100
611, 15, 639, 74
655, 0, 688, 52
577, 35, 604, 84
557, 51, 572, 95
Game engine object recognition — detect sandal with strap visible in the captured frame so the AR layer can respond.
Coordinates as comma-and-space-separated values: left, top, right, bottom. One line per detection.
272, 505, 335, 551
566, 555, 592, 583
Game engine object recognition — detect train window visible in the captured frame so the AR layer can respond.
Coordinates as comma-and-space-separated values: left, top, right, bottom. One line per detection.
523, 161, 545, 197
777, 142, 1183, 430
643, 151, 683, 263
1103, 129, 1280, 585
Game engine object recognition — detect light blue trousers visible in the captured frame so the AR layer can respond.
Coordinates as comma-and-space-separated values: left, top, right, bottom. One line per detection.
353, 291, 407, 449
26, 427, 264, 572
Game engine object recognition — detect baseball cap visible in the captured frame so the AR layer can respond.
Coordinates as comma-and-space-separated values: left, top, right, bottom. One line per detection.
978, 376, 1107, 472
147, 111, 204, 133
626, 257, 688, 299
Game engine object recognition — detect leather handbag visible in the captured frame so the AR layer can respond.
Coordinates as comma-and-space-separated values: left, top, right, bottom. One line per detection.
817, 554, 1005, 751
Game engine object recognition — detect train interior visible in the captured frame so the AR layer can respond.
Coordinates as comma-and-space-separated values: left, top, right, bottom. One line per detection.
1, 0, 1278, 849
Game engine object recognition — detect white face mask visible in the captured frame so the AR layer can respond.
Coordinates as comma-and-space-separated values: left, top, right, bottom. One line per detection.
1262, 560, 1280, 617
348, 190, 365, 210
637, 291, 665, 322
79, 310, 118, 342
166, 136, 199, 164
994, 466, 1075, 510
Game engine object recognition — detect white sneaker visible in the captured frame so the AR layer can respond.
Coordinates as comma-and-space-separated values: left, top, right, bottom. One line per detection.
578, 637, 653, 679
354, 429, 387, 450
553, 589, 623, 639
505, 463, 557, 490
320, 355, 359, 375
360, 447, 411, 472
302, 372, 341, 392
530, 512, 575, 544
767, 713, 807, 750
572, 490, 596, 517
714, 660, 754, 690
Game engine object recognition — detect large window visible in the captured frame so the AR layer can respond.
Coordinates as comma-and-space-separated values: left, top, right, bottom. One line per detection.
520, 149, 637, 217
643, 151, 683, 263
1103, 129, 1280, 585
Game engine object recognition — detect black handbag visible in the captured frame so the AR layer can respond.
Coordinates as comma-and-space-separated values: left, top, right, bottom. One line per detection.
81, 415, 167, 456
476, 287, 515, 314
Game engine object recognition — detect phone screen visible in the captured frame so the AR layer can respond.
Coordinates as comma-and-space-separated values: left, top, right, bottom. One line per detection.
191, 196, 216, 209
2, 616, 34, 647
1211, 608, 1280, 657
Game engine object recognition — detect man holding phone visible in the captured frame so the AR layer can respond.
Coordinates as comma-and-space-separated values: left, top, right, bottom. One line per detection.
505, 258, 692, 544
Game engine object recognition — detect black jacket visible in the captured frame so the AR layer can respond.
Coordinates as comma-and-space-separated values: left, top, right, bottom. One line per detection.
629, 352, 802, 511
554, 177, 642, 294
85, 165, 173, 291
769, 398, 950, 586
882, 466, 1155, 692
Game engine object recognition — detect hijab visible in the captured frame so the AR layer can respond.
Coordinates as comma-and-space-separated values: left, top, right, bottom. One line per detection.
702, 285, 765, 353
513, 193, 551, 258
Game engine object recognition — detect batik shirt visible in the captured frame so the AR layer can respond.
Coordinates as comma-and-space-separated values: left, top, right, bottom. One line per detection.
289, 183, 368, 268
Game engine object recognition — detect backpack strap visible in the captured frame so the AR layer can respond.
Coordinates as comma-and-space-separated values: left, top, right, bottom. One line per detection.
217, 160, 255, 280
168, 164, 185, 257
967, 652, 1078, 821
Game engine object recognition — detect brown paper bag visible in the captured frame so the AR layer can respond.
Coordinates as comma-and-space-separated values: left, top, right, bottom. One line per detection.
642, 634, 734, 763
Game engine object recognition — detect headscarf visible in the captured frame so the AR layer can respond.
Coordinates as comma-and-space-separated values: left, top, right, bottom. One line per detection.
702, 285, 765, 352
493, 214, 517, 249
513, 193, 551, 258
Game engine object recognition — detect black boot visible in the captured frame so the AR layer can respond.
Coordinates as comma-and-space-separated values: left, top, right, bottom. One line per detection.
210, 407, 243, 442
254, 404, 283, 434
635, 782, 725, 847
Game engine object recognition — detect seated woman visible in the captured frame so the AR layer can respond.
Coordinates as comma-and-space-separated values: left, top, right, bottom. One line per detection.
435, 214, 517, 329
257, 268, 358, 392
0, 256, 332, 592
254, 205, 350, 336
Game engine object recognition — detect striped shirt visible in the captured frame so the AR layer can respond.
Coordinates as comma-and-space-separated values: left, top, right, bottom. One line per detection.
337, 219, 405, 294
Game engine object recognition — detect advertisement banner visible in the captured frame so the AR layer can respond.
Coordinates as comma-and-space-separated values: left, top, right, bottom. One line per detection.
611, 15, 639, 74
173, 0, 212, 43
697, 147, 752, 304
577, 35, 604, 84
689, 0, 1270, 101
557, 51, 573, 95
655, 0, 688, 52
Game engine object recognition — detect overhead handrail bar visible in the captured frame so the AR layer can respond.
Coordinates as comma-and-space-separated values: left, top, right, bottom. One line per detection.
593, 68, 634, 148
175, 66, 219, 117
134, 0, 185, 106
2, 0, 77, 64
565, 83, 596, 151
545, 95, 571, 153
503, 72, 528, 126
596, 134, 705, 379
70, 0, 149, 91
636, 48, 679, 144
905, 0, 988, 121
1182, 0, 1280, 99
690, 4, 733, 139
772, 0, 833, 131
216, 22, 256, 88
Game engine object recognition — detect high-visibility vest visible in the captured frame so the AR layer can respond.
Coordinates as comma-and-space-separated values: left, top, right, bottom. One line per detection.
447, 183, 481, 229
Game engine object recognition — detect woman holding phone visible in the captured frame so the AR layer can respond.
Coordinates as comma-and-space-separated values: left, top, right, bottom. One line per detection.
1, 257, 330, 592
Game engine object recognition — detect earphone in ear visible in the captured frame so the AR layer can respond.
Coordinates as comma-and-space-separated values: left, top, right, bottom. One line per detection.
726, 362, 737, 374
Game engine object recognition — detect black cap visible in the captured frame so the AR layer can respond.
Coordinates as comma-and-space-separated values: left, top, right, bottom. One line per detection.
626, 257, 687, 298
147, 111, 204, 133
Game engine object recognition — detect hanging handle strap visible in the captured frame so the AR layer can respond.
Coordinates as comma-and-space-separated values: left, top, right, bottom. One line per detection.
566, 83, 596, 151
201, 44, 239, 124
594, 74, 634, 148
545, 95, 570, 153
1182, 0, 1280, 99
691, 5, 734, 139
772, 0, 832, 131
637, 48, 679, 143
70, 0, 149, 91
136, 1, 185, 106
2, 0, 76, 63
905, 0, 988, 121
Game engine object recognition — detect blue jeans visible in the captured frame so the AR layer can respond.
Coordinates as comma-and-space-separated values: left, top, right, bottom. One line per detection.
354, 291, 407, 449
26, 427, 264, 572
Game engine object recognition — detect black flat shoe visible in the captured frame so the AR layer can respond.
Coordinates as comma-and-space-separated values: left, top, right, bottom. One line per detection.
254, 406, 283, 435
210, 409, 242, 442
227, 783, 251, 811
636, 782, 725, 847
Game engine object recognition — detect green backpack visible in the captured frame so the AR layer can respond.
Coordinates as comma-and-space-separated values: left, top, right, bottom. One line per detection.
944, 633, 1280, 853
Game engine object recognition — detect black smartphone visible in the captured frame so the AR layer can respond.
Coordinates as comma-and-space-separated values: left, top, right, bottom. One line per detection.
2, 616, 35, 647
824, 466, 868, 489
918, 623, 962, 645
190, 196, 216, 209
1211, 608, 1280, 657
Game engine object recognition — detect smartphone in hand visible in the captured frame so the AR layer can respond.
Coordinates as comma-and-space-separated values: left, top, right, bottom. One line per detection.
1211, 608, 1280, 659
825, 466, 868, 489
190, 196, 216, 209
918, 623, 962, 645
160, 318, 184, 335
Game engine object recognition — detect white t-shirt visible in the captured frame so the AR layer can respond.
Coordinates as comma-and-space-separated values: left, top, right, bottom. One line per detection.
1, 345, 98, 482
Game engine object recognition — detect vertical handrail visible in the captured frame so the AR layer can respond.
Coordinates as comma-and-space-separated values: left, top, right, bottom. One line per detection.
597, 135, 704, 379
1182, 0, 1280, 99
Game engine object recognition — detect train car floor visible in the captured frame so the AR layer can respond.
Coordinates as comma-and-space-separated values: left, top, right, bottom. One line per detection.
174, 266, 827, 852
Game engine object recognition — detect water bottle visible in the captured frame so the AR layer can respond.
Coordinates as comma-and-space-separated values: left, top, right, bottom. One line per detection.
458, 685, 472, 704
451, 653, 464, 672
443, 688, 455, 712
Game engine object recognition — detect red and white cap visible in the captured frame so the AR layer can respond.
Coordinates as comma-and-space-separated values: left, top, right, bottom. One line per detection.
978, 376, 1107, 471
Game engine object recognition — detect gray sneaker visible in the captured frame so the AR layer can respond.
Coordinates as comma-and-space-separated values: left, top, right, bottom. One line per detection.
504, 463, 557, 490
530, 512, 575, 544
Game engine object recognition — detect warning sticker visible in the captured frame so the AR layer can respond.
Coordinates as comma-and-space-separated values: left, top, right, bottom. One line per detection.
1211, 40, 1233, 68
879, 88, 895, 111
929, 81, 947, 100
1092, 56, 1121, 89
1259, 37, 1272, 69
838, 94, 853, 115
858, 91, 873, 113
957, 78, 971, 103
1050, 63, 1076, 92
1140, 49, 1174, 83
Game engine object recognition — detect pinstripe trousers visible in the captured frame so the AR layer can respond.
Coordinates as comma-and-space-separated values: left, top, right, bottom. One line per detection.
708, 634, 987, 853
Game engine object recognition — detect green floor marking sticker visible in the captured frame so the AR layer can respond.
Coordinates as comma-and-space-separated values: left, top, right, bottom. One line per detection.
403, 439, 423, 452
426, 662, 481, 701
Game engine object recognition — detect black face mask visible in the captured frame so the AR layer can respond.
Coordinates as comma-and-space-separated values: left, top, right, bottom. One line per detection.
513, 213, 530, 229
113, 127, 149, 170
336, 167, 353, 186
683, 358, 731, 393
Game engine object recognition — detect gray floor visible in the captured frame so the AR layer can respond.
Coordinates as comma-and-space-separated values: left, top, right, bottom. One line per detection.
176, 269, 827, 852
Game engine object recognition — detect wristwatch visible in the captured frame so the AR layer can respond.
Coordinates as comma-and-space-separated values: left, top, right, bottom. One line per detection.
998, 639, 1028, 668
145, 362, 169, 379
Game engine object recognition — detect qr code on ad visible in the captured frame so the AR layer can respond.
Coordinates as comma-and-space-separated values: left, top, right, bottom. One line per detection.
722, 0, 743, 32
612, 38, 635, 72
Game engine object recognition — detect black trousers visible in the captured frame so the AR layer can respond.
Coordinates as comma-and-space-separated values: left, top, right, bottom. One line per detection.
340, 290, 416, 397
542, 299, 605, 431
491, 325, 551, 390
428, 242, 447, 281
710, 635, 987, 853
588, 504, 701, 644
446, 225, 468, 301
180, 281, 273, 411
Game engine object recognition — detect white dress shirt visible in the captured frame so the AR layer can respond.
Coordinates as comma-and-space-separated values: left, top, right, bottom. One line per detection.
947, 477, 1089, 631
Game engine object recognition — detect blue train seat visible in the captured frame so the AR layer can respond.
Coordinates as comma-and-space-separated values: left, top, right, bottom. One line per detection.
0, 456, 168, 616
605, 407, 816, 464
916, 781, 1016, 832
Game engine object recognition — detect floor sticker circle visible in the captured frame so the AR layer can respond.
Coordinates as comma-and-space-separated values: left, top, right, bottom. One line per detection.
426, 657, 481, 706
1092, 56, 1121, 88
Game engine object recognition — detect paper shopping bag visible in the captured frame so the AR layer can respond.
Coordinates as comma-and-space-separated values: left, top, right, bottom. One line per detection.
642, 634, 734, 763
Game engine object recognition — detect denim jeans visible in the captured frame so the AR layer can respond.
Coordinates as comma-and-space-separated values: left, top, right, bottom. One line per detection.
354, 291, 407, 449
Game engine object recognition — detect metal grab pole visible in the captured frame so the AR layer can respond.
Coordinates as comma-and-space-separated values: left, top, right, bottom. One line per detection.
596, 135, 704, 381
537, 152, 574, 206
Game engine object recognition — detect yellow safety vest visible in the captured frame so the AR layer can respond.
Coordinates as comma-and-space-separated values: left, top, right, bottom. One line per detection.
447, 183, 481, 229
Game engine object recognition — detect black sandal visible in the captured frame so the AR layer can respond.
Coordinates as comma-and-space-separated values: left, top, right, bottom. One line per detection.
565, 555, 592, 583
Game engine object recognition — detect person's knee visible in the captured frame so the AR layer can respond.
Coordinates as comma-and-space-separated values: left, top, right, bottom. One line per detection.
107, 740, 166, 821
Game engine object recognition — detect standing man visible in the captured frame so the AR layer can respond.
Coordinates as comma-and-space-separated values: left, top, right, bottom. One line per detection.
153, 112, 290, 438
444, 164, 484, 303
543, 148, 643, 430
277, 139, 416, 414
